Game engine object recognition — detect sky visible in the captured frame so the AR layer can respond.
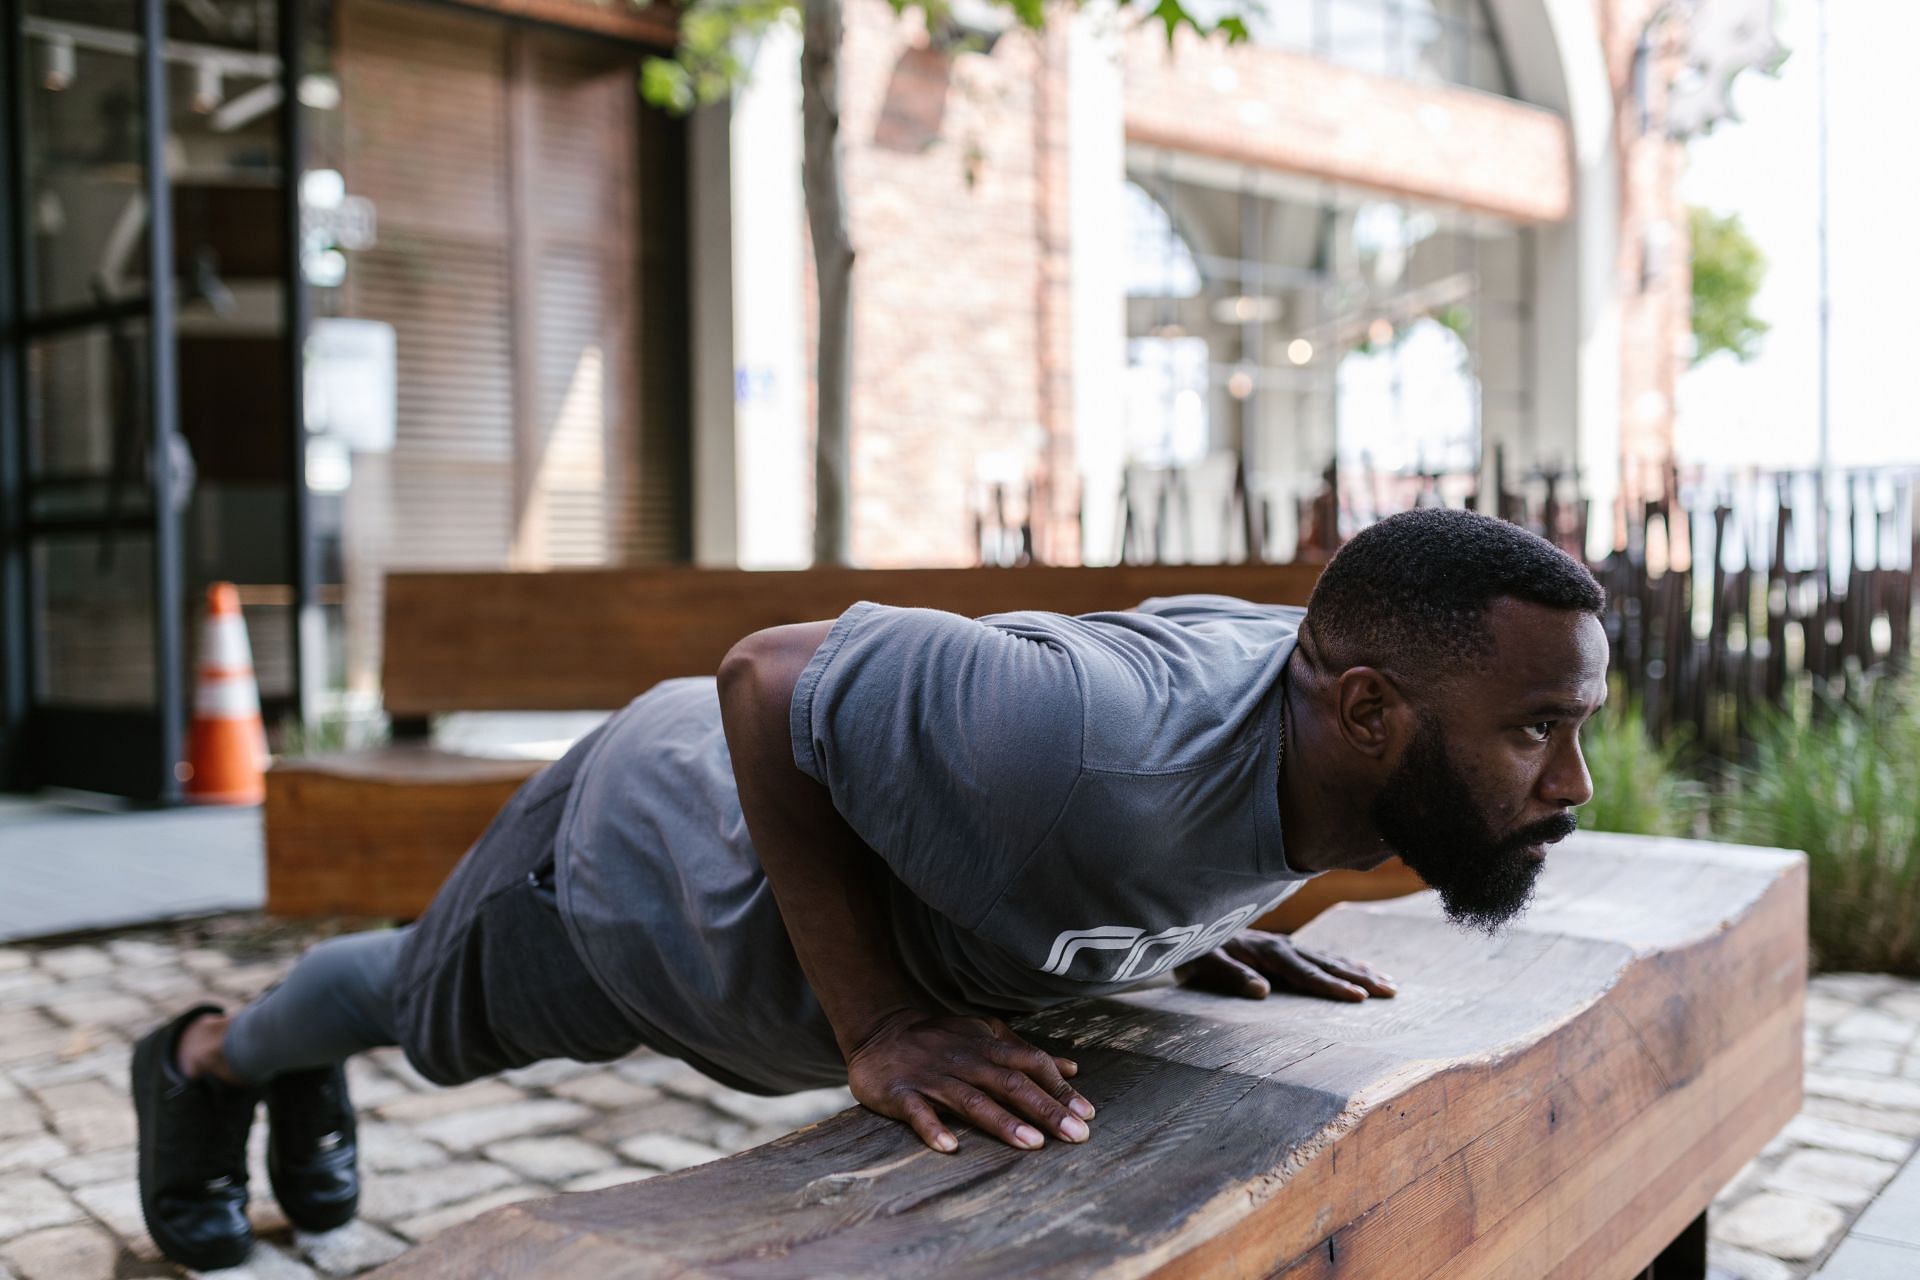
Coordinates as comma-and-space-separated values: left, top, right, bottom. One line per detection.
1676, 0, 1920, 469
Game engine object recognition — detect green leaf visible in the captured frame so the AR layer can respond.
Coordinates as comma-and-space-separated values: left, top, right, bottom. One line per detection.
640, 56, 695, 112
1689, 204, 1769, 366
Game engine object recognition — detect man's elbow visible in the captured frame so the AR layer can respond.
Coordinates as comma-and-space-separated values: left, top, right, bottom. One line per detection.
719, 621, 831, 701
717, 633, 772, 706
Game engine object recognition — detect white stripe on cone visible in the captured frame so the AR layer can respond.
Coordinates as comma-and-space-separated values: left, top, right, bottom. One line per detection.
203, 614, 253, 672
196, 672, 263, 718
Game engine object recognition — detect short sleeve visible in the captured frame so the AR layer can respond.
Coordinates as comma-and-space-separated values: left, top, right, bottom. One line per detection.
789, 603, 1085, 928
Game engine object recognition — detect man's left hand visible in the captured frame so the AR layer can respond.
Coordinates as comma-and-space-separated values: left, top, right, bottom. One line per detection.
1176, 930, 1397, 1002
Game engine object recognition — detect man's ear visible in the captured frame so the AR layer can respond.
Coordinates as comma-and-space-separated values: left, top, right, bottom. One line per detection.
1332, 667, 1412, 760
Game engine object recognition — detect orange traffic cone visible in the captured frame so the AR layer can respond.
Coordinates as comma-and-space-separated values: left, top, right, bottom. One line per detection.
183, 582, 268, 805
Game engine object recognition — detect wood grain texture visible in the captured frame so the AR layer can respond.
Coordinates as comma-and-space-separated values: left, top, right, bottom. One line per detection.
369, 832, 1805, 1279
264, 748, 539, 918
379, 564, 1323, 715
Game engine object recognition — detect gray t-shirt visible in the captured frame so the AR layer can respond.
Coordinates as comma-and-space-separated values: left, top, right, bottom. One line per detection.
555, 595, 1313, 1095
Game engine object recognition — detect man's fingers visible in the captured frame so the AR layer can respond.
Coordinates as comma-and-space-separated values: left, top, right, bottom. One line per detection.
1231, 938, 1367, 1001
934, 1082, 1047, 1150
1296, 946, 1398, 997
1184, 949, 1271, 999
897, 1091, 959, 1154
983, 1051, 1090, 1143
986, 1038, 1096, 1121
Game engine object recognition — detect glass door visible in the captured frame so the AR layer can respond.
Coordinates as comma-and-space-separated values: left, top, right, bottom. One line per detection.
2, 0, 189, 801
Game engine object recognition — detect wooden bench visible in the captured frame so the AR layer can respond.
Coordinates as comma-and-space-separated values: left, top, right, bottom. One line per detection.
266, 564, 1332, 918
369, 832, 1806, 1279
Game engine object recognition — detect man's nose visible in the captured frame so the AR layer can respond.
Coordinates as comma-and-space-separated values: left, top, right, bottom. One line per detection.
1543, 736, 1594, 810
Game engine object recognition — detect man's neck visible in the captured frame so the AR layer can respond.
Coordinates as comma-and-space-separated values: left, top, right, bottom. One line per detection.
1277, 661, 1392, 875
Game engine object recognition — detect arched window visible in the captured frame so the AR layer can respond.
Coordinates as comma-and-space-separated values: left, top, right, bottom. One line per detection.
1124, 181, 1203, 299
1336, 316, 1478, 474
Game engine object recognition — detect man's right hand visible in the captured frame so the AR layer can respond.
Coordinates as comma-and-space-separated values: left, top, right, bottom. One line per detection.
846, 1009, 1096, 1154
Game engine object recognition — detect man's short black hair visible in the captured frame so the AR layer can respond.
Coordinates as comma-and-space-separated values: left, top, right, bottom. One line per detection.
1303, 508, 1605, 678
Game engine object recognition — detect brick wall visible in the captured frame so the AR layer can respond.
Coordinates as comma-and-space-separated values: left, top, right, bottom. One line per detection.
1122, 29, 1572, 225
806, 1, 1069, 567
1602, 0, 1691, 534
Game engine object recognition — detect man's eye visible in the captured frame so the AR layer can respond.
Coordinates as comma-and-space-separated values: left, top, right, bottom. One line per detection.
1525, 721, 1556, 741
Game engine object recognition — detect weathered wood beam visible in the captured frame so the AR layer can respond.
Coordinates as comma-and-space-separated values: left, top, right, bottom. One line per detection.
369, 832, 1805, 1279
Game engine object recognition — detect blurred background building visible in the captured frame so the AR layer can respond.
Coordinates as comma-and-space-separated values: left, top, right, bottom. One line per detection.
0, 0, 1739, 801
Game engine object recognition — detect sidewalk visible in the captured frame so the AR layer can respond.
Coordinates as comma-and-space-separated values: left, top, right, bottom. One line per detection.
0, 913, 1913, 1278
0, 801, 263, 944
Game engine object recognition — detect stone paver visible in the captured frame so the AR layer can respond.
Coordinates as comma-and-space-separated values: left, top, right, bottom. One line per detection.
0, 1223, 123, 1280
1710, 973, 1920, 1278
0, 918, 1913, 1278
481, 1135, 616, 1182
1717, 1193, 1848, 1261
0, 1175, 86, 1239
616, 1132, 727, 1171
290, 1223, 410, 1277
410, 1099, 592, 1153
355, 1162, 518, 1224
1763, 1149, 1902, 1210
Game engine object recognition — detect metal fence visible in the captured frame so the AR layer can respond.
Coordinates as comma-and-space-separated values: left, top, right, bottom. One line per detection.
976, 458, 1920, 756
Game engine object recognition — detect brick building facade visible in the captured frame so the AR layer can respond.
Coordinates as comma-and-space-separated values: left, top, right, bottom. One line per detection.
710, 0, 1698, 567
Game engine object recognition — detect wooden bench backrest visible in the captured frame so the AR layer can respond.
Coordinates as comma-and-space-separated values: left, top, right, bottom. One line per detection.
381, 563, 1324, 717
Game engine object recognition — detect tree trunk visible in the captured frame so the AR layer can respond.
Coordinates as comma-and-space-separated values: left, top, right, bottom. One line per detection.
802, 0, 854, 566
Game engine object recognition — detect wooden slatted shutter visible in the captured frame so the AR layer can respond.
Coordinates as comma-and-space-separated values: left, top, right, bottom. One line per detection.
338, 0, 514, 690
334, 0, 679, 693
510, 32, 640, 567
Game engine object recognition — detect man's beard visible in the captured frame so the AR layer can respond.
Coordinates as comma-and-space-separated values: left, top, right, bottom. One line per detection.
1368, 714, 1578, 933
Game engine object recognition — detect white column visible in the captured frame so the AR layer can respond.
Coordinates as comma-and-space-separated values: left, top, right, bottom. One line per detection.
730, 26, 811, 569
1488, 0, 1620, 556
689, 101, 739, 566
1069, 4, 1128, 565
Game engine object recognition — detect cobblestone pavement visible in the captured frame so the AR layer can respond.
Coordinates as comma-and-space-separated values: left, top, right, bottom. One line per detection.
0, 917, 1914, 1279
0, 918, 852, 1278
1711, 973, 1920, 1280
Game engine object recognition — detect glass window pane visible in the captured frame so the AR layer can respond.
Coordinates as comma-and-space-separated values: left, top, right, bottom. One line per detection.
1251, 0, 1316, 51
34, 532, 156, 708
1478, 307, 1530, 397
1326, 0, 1395, 78
25, 324, 152, 508
1468, 31, 1511, 94
1402, 5, 1451, 86
1476, 228, 1528, 300
21, 3, 148, 314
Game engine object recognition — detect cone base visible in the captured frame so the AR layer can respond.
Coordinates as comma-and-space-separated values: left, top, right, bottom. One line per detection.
185, 785, 266, 807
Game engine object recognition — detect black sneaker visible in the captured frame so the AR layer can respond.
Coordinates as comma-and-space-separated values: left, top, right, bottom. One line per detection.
130, 1004, 260, 1271
266, 1064, 359, 1232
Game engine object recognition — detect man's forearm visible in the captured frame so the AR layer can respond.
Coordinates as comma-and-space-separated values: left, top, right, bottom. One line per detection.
717, 622, 1093, 1152
717, 625, 925, 1058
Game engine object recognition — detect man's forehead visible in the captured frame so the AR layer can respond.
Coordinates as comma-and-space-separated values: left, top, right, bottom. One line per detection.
1479, 598, 1609, 701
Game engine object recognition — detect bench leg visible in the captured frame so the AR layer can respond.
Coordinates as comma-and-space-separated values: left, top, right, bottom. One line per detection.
1638, 1209, 1707, 1279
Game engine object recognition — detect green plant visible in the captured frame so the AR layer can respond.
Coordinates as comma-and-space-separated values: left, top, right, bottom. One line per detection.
1689, 204, 1769, 366
1714, 684, 1920, 974
1580, 698, 1699, 838
276, 710, 390, 758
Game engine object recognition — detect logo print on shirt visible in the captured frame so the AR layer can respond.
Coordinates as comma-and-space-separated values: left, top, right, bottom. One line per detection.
1040, 904, 1259, 982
